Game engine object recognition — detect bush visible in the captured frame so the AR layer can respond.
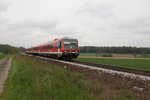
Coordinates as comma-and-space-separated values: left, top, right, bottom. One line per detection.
102, 53, 113, 57
0, 44, 19, 54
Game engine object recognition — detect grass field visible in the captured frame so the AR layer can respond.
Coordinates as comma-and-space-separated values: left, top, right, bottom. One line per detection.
140, 54, 150, 58
79, 53, 96, 57
0, 55, 139, 100
79, 53, 134, 57
79, 53, 150, 58
76, 58, 150, 70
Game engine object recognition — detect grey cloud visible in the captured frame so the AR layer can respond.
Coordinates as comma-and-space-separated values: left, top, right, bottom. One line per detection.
52, 26, 77, 36
1, 0, 150, 47
0, 19, 59, 47
113, 16, 150, 29
0, 0, 8, 18
0, 0, 8, 12
8, 19, 59, 33
136, 31, 150, 35
76, 2, 114, 19
0, 0, 9, 29
111, 16, 150, 36
0, 16, 6, 24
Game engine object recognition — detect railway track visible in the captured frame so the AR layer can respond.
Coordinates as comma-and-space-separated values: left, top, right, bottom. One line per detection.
22, 53, 150, 81
73, 60, 150, 77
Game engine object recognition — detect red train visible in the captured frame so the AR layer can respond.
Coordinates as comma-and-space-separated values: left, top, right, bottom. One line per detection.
25, 37, 79, 60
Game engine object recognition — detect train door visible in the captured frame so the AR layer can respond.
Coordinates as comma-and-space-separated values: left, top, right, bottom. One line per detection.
38, 46, 40, 54
55, 41, 58, 52
58, 41, 61, 52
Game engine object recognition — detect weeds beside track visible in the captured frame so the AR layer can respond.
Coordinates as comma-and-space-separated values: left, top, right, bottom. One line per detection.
0, 54, 140, 100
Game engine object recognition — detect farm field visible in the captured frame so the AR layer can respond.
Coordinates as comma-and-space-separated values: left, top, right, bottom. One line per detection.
75, 58, 150, 71
79, 53, 97, 57
140, 54, 150, 58
79, 53, 150, 58
0, 54, 139, 100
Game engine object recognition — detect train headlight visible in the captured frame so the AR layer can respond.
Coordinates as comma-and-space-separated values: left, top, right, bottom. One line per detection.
64, 51, 66, 52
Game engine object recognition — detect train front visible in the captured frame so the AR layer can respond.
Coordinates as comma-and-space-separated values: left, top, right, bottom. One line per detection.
62, 38, 79, 60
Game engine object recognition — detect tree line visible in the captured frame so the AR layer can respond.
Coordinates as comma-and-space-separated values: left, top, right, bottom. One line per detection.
79, 46, 150, 54
0, 44, 25, 54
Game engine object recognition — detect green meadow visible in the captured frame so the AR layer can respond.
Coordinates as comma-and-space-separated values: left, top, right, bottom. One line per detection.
76, 58, 150, 71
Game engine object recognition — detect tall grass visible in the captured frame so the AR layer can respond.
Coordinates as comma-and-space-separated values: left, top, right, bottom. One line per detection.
0, 53, 6, 60
0, 55, 139, 100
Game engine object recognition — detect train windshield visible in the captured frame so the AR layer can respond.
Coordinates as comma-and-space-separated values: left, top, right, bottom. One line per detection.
63, 39, 78, 50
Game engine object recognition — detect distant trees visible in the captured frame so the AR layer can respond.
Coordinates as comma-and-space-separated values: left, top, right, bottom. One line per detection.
19, 47, 25, 52
0, 44, 23, 54
79, 46, 150, 54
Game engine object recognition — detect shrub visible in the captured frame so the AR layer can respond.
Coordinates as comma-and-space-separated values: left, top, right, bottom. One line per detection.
102, 53, 113, 57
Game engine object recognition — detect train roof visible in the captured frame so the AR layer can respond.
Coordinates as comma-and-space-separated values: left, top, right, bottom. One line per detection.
26, 37, 78, 49
62, 37, 77, 40
54, 37, 73, 41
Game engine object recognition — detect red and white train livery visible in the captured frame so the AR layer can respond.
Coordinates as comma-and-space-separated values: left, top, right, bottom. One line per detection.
25, 37, 79, 60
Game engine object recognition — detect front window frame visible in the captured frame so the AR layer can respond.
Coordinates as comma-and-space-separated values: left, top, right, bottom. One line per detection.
62, 39, 78, 50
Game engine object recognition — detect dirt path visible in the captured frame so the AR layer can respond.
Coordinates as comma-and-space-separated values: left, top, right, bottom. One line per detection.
0, 58, 12, 94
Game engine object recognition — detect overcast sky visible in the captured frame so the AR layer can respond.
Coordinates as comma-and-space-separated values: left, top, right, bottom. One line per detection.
0, 0, 150, 48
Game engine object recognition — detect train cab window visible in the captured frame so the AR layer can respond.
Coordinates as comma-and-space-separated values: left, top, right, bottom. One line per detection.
63, 39, 78, 49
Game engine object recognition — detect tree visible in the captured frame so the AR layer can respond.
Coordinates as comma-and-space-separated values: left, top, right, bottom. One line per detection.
0, 44, 20, 54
